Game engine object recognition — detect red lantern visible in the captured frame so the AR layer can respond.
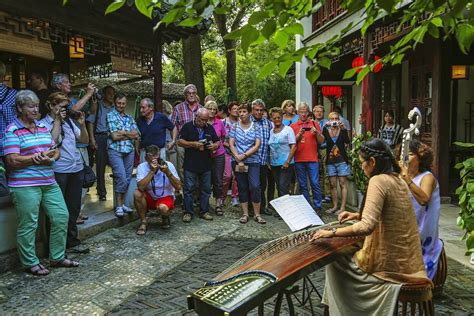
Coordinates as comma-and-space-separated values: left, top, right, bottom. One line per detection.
352, 56, 364, 73
374, 55, 383, 73
321, 86, 342, 98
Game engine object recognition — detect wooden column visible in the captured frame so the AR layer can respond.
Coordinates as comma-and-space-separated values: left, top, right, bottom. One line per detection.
431, 40, 450, 196
362, 32, 373, 132
153, 36, 163, 112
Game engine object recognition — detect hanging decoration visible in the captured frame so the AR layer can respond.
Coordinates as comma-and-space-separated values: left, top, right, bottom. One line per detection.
321, 86, 343, 98
351, 55, 383, 73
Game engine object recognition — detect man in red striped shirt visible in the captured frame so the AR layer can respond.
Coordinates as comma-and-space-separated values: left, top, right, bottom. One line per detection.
171, 84, 202, 180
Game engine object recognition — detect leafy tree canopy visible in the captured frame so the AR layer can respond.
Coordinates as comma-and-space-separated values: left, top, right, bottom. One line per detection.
64, 0, 473, 84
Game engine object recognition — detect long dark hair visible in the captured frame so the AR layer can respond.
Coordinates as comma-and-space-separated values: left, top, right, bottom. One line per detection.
359, 138, 400, 177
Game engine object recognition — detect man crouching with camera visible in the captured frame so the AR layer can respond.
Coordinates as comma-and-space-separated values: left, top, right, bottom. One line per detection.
134, 145, 181, 235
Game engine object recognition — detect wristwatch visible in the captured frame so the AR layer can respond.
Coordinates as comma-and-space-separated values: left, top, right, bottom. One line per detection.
331, 227, 337, 236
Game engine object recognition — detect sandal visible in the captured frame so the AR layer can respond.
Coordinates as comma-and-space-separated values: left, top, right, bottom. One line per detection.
325, 207, 338, 214
27, 264, 50, 276
51, 258, 79, 268
76, 218, 85, 225
239, 214, 249, 224
136, 222, 147, 235
254, 215, 266, 224
81, 215, 89, 220
215, 206, 224, 216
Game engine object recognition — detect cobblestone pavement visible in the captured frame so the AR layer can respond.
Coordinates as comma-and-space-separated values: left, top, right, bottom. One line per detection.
0, 203, 472, 315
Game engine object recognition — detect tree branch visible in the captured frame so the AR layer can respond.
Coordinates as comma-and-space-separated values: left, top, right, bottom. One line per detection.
230, 7, 247, 31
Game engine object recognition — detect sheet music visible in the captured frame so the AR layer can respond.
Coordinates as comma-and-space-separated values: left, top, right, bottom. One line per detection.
270, 195, 325, 232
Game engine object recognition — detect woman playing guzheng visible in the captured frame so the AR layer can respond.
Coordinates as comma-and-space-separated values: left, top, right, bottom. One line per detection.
311, 138, 431, 315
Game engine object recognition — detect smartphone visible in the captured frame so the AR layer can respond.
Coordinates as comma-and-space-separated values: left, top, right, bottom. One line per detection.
302, 127, 312, 131
49, 142, 61, 150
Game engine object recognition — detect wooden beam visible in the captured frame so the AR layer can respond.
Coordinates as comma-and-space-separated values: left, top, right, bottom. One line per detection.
0, 0, 155, 49
362, 32, 373, 132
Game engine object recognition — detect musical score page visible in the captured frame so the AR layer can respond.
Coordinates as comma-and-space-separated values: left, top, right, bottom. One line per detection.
270, 195, 325, 232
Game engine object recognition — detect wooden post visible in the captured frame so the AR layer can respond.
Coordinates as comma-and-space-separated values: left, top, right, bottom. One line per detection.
431, 39, 450, 195
153, 36, 163, 112
362, 32, 373, 133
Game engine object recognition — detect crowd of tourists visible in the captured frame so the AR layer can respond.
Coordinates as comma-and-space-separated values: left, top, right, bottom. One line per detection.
0, 57, 443, 315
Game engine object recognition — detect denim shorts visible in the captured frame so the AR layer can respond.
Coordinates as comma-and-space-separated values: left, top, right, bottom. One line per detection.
327, 162, 351, 177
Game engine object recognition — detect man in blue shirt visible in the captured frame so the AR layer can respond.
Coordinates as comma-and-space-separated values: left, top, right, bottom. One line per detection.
0, 61, 17, 197
137, 98, 176, 162
87, 85, 116, 200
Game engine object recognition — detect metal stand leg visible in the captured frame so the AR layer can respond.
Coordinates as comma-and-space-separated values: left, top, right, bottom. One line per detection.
258, 303, 264, 316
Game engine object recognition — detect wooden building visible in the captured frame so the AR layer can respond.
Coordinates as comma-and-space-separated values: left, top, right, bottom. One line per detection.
0, 0, 206, 272
296, 1, 474, 198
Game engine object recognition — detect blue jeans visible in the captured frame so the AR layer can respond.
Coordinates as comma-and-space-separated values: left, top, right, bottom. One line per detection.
295, 162, 322, 208
183, 169, 212, 216
108, 149, 134, 193
232, 162, 261, 203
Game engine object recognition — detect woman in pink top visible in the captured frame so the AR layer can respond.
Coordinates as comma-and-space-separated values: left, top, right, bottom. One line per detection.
205, 101, 226, 215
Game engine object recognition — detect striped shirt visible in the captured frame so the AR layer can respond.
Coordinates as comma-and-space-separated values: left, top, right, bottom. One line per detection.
250, 115, 273, 165
3, 118, 56, 187
106, 109, 138, 153
171, 101, 202, 132
229, 121, 262, 164
0, 84, 17, 156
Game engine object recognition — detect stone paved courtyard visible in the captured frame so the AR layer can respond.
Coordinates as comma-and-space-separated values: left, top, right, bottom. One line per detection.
0, 203, 473, 315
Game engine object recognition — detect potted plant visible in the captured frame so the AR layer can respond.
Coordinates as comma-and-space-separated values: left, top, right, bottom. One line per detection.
350, 131, 373, 208
453, 142, 474, 263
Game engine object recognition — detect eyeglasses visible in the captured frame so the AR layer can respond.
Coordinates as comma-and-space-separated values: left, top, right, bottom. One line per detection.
254, 109, 264, 112
187, 92, 197, 95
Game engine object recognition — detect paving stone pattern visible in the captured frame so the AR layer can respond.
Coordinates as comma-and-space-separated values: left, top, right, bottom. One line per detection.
0, 203, 472, 315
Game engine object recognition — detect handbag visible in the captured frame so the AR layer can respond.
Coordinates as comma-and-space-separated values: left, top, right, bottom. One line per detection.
80, 150, 97, 188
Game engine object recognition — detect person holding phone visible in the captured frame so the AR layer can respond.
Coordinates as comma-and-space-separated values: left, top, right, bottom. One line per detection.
4, 90, 79, 276
322, 112, 351, 214
134, 145, 181, 235
177, 108, 219, 223
40, 92, 89, 252
229, 103, 264, 224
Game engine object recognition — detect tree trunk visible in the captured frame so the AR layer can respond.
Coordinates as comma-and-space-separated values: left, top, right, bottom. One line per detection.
224, 39, 237, 100
182, 33, 205, 99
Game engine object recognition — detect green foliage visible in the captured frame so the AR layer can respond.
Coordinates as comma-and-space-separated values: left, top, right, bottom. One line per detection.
127, 0, 473, 84
349, 132, 373, 193
454, 142, 474, 255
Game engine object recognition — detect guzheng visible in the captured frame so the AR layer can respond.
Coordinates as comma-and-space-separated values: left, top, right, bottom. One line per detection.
187, 222, 363, 315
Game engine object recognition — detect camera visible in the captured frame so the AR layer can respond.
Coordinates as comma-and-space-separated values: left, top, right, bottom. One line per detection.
302, 127, 312, 131
67, 109, 82, 120
198, 139, 210, 146
330, 121, 339, 127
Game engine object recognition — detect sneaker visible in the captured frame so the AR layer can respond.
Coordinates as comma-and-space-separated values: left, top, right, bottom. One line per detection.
122, 204, 133, 214
231, 197, 239, 207
161, 216, 171, 229
199, 212, 214, 221
114, 206, 124, 218
182, 213, 192, 223
99, 195, 107, 201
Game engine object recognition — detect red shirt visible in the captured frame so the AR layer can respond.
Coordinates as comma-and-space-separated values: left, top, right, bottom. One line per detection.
290, 119, 320, 163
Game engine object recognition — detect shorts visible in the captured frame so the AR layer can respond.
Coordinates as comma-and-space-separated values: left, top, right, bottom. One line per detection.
327, 162, 351, 177
144, 192, 175, 210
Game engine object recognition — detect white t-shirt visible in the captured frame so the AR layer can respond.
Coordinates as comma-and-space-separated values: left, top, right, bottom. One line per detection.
136, 161, 179, 200
268, 125, 296, 166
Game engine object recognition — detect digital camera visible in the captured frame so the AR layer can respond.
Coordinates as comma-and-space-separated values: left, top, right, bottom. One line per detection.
330, 121, 339, 127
